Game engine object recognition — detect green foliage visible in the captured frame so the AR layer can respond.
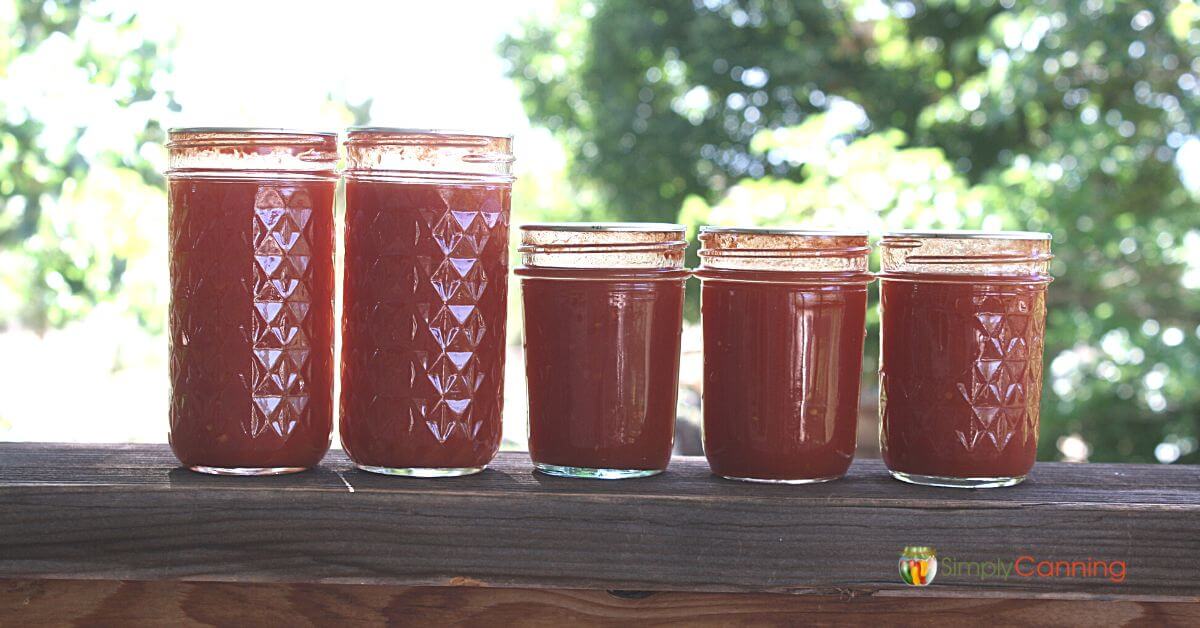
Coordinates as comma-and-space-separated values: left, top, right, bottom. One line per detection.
503, 0, 1200, 463
680, 110, 994, 235
0, 0, 175, 332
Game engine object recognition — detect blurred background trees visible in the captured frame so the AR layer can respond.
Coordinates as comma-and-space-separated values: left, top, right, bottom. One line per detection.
502, 0, 1200, 463
0, 1, 180, 438
1, 0, 174, 332
1, 0, 1197, 462
0, 0, 371, 441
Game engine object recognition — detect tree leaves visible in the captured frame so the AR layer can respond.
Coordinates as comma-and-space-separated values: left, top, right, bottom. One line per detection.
0, 0, 175, 331
503, 0, 1200, 463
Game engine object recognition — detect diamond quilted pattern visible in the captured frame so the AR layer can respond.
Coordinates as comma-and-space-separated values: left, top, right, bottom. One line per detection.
880, 279, 1047, 476
168, 179, 335, 469
340, 181, 510, 468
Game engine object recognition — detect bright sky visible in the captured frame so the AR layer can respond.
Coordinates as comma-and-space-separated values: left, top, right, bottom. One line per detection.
0, 1, 568, 444
137, 0, 562, 169
129, 0, 1200, 196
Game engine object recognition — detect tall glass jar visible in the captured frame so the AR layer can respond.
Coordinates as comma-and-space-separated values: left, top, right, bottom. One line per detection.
696, 228, 873, 483
879, 231, 1052, 488
340, 128, 514, 477
517, 224, 688, 479
166, 128, 338, 475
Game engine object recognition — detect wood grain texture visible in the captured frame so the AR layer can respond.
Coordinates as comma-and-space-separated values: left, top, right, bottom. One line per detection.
2, 580, 1198, 627
0, 444, 1197, 599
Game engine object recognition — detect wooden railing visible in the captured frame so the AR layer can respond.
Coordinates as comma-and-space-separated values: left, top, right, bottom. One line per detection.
1, 443, 1197, 624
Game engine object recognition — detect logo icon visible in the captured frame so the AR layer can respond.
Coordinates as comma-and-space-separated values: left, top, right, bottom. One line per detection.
900, 546, 937, 586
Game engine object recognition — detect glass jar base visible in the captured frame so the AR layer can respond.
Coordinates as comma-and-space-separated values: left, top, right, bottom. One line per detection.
720, 474, 842, 485
356, 465, 485, 478
890, 470, 1026, 488
534, 463, 662, 480
189, 465, 307, 476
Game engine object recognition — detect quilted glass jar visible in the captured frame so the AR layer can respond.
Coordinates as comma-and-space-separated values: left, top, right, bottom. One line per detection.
878, 231, 1053, 488
340, 128, 514, 477
166, 128, 338, 475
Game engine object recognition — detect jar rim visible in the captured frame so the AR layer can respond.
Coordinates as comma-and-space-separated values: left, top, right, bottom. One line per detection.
884, 229, 1052, 240
698, 228, 869, 273
521, 222, 686, 234
519, 223, 687, 270
166, 127, 338, 176
346, 127, 514, 140
700, 226, 868, 237
168, 127, 338, 137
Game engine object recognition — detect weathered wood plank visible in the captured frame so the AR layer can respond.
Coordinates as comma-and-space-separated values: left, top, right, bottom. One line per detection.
1, 442, 1196, 507
0, 444, 1197, 599
2, 580, 1198, 627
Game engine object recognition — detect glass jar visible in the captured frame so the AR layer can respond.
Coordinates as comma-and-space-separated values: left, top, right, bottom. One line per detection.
696, 228, 873, 483
166, 128, 338, 474
517, 223, 688, 479
340, 128, 514, 477
878, 230, 1053, 488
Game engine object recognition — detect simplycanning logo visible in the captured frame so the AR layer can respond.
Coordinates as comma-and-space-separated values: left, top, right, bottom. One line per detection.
899, 547, 1127, 585
899, 546, 937, 586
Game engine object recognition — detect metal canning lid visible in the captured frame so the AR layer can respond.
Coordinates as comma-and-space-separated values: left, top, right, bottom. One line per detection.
345, 127, 514, 141
883, 229, 1052, 240
168, 127, 338, 137
700, 226, 869, 237
521, 222, 685, 233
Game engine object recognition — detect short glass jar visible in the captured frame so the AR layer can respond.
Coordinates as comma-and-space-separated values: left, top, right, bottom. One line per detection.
696, 227, 873, 483
517, 223, 689, 479
340, 128, 514, 477
166, 128, 338, 475
878, 230, 1053, 488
